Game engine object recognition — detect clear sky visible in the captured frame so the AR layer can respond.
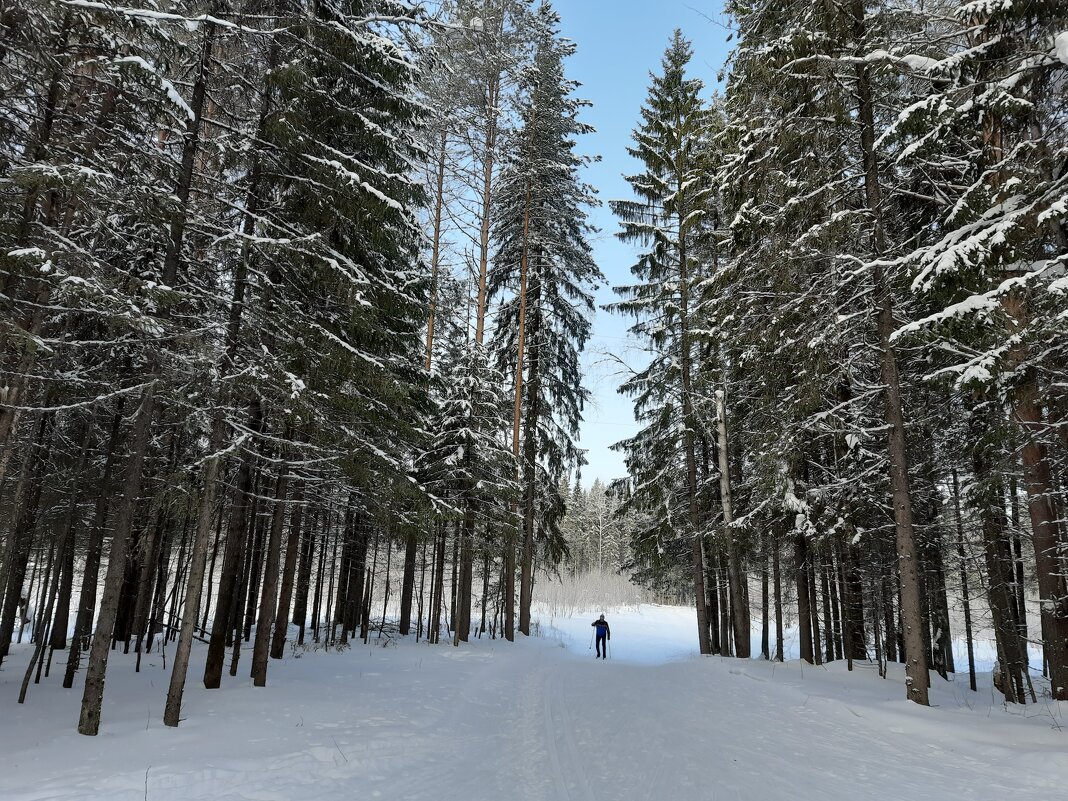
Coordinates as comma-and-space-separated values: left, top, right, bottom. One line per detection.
556, 0, 731, 487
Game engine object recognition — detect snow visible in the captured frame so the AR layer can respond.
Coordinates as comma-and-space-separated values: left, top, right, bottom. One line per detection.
113, 57, 195, 121
2, 605, 1066, 800
1055, 32, 1068, 66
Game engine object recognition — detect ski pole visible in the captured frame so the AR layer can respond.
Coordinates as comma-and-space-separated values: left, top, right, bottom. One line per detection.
588, 631, 594, 650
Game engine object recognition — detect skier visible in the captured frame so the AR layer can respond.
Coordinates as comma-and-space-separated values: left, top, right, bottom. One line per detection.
590, 614, 610, 659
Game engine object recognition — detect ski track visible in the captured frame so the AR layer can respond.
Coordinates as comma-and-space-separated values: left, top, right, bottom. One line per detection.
2, 611, 1067, 801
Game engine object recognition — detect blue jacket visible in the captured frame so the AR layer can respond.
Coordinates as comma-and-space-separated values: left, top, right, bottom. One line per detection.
591, 619, 611, 639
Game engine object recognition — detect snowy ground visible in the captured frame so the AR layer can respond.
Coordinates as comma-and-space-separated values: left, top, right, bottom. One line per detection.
2, 605, 1066, 801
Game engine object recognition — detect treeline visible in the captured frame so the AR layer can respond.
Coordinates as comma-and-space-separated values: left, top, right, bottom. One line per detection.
611, 3, 1067, 706
0, 0, 600, 734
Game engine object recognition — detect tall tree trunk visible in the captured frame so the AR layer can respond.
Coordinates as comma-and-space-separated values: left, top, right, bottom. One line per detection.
424, 132, 447, 372
311, 512, 331, 642
517, 305, 542, 638
294, 507, 317, 643
81, 17, 212, 733
841, 537, 867, 662
851, 0, 928, 702
1001, 303, 1068, 699
64, 404, 124, 688
429, 521, 446, 644
172, 37, 267, 700
718, 553, 731, 655
242, 500, 267, 642
132, 506, 169, 669
251, 461, 289, 686
808, 558, 823, 666
508, 181, 534, 642
271, 482, 304, 658
794, 533, 814, 664
0, 412, 53, 665
203, 401, 261, 688
760, 535, 770, 660
951, 468, 977, 692
78, 384, 156, 735
716, 389, 749, 657
820, 558, 835, 664
679, 225, 711, 656
972, 426, 1028, 704
705, 539, 720, 655
772, 529, 784, 662
827, 553, 843, 661
47, 416, 93, 655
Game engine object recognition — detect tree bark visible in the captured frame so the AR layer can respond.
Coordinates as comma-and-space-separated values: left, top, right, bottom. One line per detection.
517, 302, 542, 638
63, 404, 124, 688
715, 389, 749, 657
951, 469, 977, 692
850, 0, 928, 701
271, 482, 304, 658
772, 529, 784, 662
1002, 297, 1068, 699
203, 400, 261, 688
293, 507, 317, 643
1, 413, 53, 664
251, 462, 289, 686
794, 533, 814, 664
78, 384, 156, 735
398, 531, 417, 637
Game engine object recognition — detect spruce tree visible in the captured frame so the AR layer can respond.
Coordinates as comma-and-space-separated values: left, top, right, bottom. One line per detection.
489, 1, 602, 636
609, 31, 717, 655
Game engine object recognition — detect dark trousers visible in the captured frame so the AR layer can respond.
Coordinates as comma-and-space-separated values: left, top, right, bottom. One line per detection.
596, 634, 607, 658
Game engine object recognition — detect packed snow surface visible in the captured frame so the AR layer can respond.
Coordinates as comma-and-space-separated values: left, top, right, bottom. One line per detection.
2, 604, 1066, 800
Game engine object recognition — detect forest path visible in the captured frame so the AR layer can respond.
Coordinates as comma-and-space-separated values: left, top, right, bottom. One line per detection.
1, 612, 1066, 800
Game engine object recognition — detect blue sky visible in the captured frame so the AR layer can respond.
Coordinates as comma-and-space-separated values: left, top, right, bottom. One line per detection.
556, 0, 731, 486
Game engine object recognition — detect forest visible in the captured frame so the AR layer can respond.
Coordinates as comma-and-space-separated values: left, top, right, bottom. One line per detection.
1, 0, 1066, 744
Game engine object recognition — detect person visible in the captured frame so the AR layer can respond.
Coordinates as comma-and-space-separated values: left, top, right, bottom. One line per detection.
590, 614, 610, 659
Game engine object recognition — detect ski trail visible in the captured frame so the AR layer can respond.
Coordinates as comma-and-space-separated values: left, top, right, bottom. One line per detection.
549, 669, 597, 801
540, 668, 575, 801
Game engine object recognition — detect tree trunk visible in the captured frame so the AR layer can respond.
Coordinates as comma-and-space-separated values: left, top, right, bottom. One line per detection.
760, 534, 770, 660
294, 507, 317, 644
715, 389, 749, 657
429, 521, 446, 644
794, 533, 814, 664
251, 462, 289, 686
850, 0, 928, 700
1003, 319, 1068, 699
48, 418, 93, 655
0, 412, 53, 665
271, 482, 304, 658
203, 401, 262, 688
64, 404, 124, 688
679, 227, 711, 656
398, 532, 418, 637
820, 558, 835, 664
972, 434, 1028, 703
18, 513, 72, 704
242, 499, 267, 643
951, 468, 977, 692
78, 383, 156, 735
772, 530, 784, 662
